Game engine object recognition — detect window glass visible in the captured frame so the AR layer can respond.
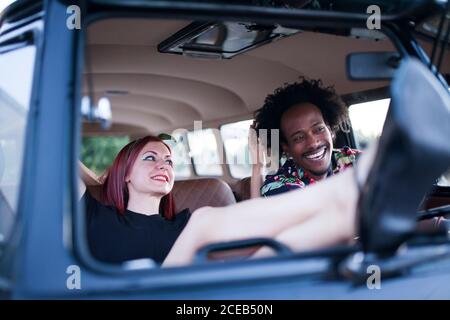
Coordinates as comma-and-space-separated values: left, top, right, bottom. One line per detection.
0, 44, 36, 242
220, 119, 253, 178
81, 136, 130, 176
187, 129, 223, 176
348, 98, 390, 149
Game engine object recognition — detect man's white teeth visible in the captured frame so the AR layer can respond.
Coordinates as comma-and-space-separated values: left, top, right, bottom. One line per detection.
305, 147, 326, 160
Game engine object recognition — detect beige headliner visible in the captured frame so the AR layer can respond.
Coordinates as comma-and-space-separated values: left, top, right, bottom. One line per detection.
84, 18, 449, 136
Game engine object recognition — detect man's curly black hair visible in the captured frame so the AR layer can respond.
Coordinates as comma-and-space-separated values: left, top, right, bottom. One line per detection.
254, 77, 348, 151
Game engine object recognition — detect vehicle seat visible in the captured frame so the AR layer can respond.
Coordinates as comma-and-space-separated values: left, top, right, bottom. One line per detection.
172, 178, 236, 212
232, 177, 252, 202
86, 178, 236, 213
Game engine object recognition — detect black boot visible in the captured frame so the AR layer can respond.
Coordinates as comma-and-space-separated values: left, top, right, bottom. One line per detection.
358, 57, 450, 255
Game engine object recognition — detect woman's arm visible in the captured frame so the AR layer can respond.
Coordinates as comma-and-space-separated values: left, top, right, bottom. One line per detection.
78, 161, 101, 200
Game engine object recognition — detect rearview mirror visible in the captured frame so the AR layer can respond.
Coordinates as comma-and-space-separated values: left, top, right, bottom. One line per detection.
347, 52, 401, 81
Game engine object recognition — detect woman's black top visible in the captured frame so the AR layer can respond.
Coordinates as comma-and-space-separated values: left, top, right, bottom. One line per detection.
82, 191, 191, 264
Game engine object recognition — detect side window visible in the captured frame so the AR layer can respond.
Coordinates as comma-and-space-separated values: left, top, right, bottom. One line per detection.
220, 119, 253, 179
0, 40, 36, 243
349, 97, 450, 187
348, 98, 390, 149
187, 128, 223, 176
81, 136, 130, 176
438, 169, 450, 187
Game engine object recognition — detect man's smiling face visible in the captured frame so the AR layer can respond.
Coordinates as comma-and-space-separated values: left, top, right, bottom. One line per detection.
281, 103, 334, 180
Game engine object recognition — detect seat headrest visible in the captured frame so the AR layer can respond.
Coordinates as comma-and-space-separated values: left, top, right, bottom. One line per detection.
172, 178, 236, 213
232, 177, 251, 202
86, 178, 237, 213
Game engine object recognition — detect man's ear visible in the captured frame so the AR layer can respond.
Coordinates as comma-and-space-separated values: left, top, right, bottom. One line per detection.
329, 127, 336, 142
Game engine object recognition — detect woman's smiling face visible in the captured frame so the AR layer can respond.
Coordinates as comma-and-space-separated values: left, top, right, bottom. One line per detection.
126, 141, 175, 197
281, 103, 334, 180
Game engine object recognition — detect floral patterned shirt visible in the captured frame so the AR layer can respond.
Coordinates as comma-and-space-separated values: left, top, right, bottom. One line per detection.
260, 147, 361, 197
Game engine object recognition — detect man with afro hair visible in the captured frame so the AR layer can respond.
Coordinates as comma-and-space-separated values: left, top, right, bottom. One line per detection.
249, 78, 361, 198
